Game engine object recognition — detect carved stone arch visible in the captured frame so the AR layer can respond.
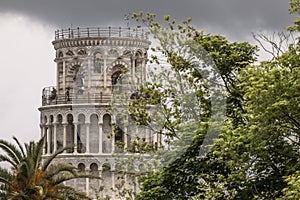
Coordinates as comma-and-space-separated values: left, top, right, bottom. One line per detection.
123, 49, 134, 57
93, 50, 105, 73
86, 160, 101, 169
101, 162, 112, 171
89, 47, 105, 56
107, 60, 129, 75
49, 115, 54, 123
63, 110, 74, 123
56, 113, 63, 123
43, 115, 48, 124
108, 48, 119, 57
66, 49, 74, 56
87, 112, 100, 123
135, 49, 144, 58
57, 51, 64, 58
77, 48, 87, 56
68, 60, 83, 77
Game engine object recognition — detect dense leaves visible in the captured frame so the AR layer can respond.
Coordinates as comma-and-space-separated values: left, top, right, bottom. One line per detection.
131, 2, 300, 199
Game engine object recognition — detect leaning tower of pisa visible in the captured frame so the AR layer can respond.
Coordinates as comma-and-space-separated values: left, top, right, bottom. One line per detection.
38, 27, 155, 198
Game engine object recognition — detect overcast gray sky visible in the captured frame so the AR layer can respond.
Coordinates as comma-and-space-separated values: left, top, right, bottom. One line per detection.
0, 0, 295, 143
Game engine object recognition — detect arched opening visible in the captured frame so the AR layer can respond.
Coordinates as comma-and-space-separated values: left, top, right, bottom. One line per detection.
135, 50, 143, 84
49, 115, 54, 153
56, 114, 63, 150
115, 115, 125, 153
44, 116, 48, 154
111, 70, 122, 92
101, 163, 112, 195
102, 114, 112, 153
90, 163, 99, 175
89, 114, 99, 153
89, 163, 100, 196
66, 114, 74, 153
74, 72, 84, 95
111, 64, 125, 92
78, 163, 85, 172
94, 52, 104, 73
77, 163, 86, 192
58, 51, 63, 58
77, 114, 86, 153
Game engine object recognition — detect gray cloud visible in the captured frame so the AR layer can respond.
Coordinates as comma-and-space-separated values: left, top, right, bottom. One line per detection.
0, 0, 295, 144
0, 0, 295, 41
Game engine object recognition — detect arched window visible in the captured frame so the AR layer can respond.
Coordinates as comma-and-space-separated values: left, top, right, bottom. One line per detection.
115, 115, 124, 153
56, 114, 63, 150
49, 115, 54, 153
111, 65, 124, 92
94, 52, 104, 73
90, 163, 99, 176
101, 163, 112, 195
89, 114, 99, 153
44, 116, 48, 154
66, 114, 74, 153
58, 51, 63, 58
102, 114, 112, 153
77, 114, 86, 153
78, 163, 85, 172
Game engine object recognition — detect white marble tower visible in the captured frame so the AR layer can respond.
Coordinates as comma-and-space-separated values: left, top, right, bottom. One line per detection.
39, 27, 156, 198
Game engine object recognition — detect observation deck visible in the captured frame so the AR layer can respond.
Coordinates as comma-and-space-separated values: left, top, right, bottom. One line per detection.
41, 86, 115, 106
55, 27, 148, 40
53, 27, 150, 50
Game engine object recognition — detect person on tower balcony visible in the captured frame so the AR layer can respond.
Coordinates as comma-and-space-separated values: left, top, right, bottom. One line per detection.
66, 87, 70, 101
50, 88, 57, 103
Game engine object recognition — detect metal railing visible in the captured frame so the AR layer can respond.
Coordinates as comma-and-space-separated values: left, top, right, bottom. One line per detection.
55, 27, 148, 40
42, 92, 113, 106
41, 86, 134, 106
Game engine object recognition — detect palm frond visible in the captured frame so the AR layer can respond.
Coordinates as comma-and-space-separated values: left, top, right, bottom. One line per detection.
0, 155, 18, 169
12, 137, 25, 158
0, 139, 23, 167
42, 144, 74, 171
32, 137, 45, 170
0, 167, 13, 185
44, 163, 77, 180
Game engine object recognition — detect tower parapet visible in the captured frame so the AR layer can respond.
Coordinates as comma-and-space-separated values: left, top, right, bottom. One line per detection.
39, 27, 155, 198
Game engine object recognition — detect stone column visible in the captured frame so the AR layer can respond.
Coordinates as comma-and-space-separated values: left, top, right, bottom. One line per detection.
132, 56, 136, 82
63, 60, 66, 94
142, 59, 146, 82
86, 122, 90, 153
99, 122, 103, 154
111, 170, 115, 199
86, 177, 89, 196
46, 123, 51, 155
41, 124, 46, 155
62, 123, 67, 153
53, 122, 57, 152
124, 126, 128, 149
74, 122, 78, 154
88, 56, 91, 90
104, 58, 107, 88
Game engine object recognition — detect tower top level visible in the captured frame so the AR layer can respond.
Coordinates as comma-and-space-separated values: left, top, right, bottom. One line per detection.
40, 26, 150, 107
52, 27, 150, 50
54, 26, 148, 40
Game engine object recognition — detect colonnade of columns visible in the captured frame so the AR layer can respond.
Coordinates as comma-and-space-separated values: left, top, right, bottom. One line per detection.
40, 113, 161, 155
41, 114, 114, 155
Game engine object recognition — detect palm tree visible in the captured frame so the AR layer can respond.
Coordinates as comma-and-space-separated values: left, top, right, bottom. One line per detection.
0, 136, 98, 200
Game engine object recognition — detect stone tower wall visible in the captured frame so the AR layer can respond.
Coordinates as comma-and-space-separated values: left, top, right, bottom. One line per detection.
39, 27, 155, 198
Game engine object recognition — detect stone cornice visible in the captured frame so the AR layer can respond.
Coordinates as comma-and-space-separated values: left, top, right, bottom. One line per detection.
52, 37, 151, 50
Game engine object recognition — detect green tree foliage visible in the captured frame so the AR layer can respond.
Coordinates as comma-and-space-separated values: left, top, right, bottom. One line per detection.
130, 2, 300, 199
0, 137, 97, 200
